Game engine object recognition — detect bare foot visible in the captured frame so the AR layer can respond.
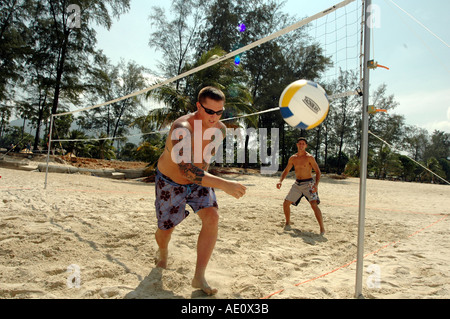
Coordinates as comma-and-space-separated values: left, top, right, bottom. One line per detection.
192, 277, 218, 296
155, 249, 168, 269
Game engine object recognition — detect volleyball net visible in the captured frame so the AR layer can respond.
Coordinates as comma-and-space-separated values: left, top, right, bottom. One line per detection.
49, 0, 361, 145
45, 0, 368, 187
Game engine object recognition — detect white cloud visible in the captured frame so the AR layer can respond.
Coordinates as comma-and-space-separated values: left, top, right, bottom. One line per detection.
421, 106, 450, 133
421, 119, 450, 133
392, 88, 450, 133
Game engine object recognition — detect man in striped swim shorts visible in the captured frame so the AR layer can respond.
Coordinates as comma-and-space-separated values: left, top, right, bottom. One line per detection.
276, 137, 325, 235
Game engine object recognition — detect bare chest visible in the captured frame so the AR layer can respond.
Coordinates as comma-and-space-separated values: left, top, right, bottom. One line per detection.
292, 156, 311, 169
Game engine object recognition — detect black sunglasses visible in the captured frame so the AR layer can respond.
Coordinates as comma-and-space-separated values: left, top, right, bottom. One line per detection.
200, 102, 224, 116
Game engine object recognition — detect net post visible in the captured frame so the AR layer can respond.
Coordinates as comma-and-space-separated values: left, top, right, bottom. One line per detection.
44, 114, 54, 190
355, 0, 371, 299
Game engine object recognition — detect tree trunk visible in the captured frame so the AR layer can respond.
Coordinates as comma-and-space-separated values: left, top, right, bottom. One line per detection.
51, 30, 70, 116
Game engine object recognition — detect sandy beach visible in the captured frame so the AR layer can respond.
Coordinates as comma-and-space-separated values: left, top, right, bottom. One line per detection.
0, 162, 449, 299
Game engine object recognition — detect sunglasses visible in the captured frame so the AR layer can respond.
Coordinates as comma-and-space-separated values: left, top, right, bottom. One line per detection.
200, 102, 224, 116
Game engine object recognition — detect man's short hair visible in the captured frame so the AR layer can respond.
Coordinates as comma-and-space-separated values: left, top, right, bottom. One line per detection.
198, 86, 226, 104
297, 137, 308, 144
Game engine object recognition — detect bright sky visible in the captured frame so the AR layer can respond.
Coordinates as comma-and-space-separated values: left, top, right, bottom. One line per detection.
95, 0, 450, 134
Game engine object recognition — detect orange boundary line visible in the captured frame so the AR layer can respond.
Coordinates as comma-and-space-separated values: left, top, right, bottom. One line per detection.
261, 214, 448, 299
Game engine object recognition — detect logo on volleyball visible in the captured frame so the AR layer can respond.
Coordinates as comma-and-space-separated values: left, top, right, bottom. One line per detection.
279, 79, 329, 130
302, 96, 320, 114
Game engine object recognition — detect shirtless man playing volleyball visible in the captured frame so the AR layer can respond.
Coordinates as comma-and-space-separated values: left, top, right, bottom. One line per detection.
154, 86, 247, 295
276, 137, 325, 235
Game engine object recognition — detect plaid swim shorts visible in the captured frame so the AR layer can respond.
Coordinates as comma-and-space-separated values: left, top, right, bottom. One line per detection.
285, 178, 320, 206
155, 169, 218, 230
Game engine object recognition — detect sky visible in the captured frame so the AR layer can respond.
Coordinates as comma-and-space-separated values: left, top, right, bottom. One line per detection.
94, 0, 450, 134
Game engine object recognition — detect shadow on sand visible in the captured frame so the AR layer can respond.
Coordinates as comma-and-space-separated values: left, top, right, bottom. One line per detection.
124, 267, 215, 299
124, 267, 182, 299
283, 225, 328, 245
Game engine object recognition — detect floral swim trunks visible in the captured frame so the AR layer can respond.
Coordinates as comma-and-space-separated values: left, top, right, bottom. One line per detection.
285, 178, 320, 206
155, 169, 218, 230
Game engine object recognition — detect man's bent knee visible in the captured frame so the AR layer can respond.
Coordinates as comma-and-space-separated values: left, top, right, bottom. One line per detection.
198, 207, 219, 226
309, 200, 319, 208
155, 227, 174, 241
283, 200, 292, 207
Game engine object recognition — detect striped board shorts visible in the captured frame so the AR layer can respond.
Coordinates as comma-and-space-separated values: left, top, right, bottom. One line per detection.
285, 178, 320, 206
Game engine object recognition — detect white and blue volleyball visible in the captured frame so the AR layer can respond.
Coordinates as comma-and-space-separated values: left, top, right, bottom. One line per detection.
279, 79, 329, 130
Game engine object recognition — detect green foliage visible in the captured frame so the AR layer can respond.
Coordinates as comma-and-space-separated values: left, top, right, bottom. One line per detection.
426, 130, 449, 160
61, 130, 90, 157
344, 157, 360, 177
438, 158, 450, 181
135, 142, 164, 166
419, 157, 446, 183
327, 152, 350, 174
0, 126, 34, 150
82, 54, 149, 141
87, 133, 116, 160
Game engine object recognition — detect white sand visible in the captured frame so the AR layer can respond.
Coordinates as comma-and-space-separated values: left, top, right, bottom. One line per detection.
0, 166, 449, 299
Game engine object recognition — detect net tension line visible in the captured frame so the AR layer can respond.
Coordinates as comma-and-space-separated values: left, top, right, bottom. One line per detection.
369, 130, 450, 185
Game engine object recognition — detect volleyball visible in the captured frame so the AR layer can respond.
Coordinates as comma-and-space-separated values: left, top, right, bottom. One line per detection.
279, 79, 329, 130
